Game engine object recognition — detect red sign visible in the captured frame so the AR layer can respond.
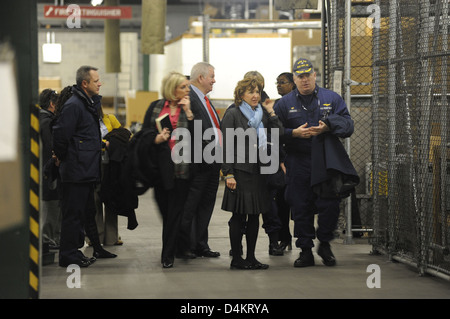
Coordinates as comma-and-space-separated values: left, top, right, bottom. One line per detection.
43, 5, 132, 20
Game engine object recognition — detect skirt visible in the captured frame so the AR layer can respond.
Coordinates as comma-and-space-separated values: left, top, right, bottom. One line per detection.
221, 169, 270, 215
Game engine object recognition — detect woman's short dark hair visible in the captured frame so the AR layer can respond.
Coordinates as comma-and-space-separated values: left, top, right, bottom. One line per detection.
39, 89, 58, 110
234, 77, 263, 106
277, 72, 294, 84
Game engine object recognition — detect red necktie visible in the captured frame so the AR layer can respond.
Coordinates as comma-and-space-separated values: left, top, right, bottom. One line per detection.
205, 96, 222, 146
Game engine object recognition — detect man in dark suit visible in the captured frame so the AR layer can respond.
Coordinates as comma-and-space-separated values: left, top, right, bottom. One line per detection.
177, 62, 221, 258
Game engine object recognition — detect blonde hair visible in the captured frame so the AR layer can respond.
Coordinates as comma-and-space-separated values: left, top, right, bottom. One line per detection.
244, 70, 265, 89
161, 71, 188, 101
234, 77, 263, 106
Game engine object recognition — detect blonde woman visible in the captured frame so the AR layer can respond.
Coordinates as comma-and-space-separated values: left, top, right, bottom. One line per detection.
142, 71, 195, 268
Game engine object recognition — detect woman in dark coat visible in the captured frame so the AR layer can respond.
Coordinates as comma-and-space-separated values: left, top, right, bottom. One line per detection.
141, 71, 195, 268
221, 77, 283, 270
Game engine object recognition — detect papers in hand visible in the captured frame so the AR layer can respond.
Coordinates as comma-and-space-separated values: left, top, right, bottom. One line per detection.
155, 113, 173, 133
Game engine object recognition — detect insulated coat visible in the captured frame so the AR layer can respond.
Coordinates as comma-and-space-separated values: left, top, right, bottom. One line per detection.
274, 84, 358, 198
52, 85, 102, 183
39, 108, 59, 200
220, 105, 284, 176
274, 85, 354, 155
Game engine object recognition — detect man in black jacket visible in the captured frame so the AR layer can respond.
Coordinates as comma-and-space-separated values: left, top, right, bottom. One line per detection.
39, 89, 61, 251
176, 62, 221, 259
52, 66, 104, 267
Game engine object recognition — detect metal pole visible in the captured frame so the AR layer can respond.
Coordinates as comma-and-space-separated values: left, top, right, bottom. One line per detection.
244, 0, 249, 20
371, 0, 381, 252
440, 0, 448, 249
417, 0, 433, 275
202, 14, 210, 63
386, 0, 398, 256
269, 0, 273, 20
343, 0, 353, 244
321, 0, 327, 88
396, 1, 420, 250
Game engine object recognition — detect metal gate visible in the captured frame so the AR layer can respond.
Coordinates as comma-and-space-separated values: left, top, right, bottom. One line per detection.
324, 0, 449, 279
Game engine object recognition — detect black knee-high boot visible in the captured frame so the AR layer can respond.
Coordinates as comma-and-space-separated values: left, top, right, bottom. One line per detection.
246, 215, 269, 269
229, 214, 250, 269
245, 215, 259, 263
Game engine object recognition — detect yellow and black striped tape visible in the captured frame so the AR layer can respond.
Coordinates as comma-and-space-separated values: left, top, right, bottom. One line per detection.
29, 104, 40, 299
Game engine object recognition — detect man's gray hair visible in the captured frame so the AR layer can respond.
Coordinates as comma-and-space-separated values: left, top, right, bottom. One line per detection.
190, 62, 214, 82
76, 66, 98, 86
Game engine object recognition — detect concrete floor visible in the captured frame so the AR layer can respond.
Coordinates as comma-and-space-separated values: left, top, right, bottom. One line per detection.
40, 181, 450, 300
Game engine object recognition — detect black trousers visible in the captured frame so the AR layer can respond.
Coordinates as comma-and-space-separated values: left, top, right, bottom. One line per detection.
59, 182, 96, 264
276, 185, 292, 243
154, 178, 190, 263
178, 164, 220, 253
262, 187, 283, 236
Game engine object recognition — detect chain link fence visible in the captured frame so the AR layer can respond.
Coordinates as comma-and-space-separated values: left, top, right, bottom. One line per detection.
325, 0, 449, 278
324, 0, 375, 242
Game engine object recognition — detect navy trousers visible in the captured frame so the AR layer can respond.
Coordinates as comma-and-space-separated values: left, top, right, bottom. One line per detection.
284, 154, 340, 249
59, 182, 96, 264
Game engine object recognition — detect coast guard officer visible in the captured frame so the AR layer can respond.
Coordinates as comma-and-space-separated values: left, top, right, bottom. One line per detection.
274, 58, 354, 267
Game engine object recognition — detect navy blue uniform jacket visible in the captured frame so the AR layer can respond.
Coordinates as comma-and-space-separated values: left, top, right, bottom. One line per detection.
274, 85, 359, 196
52, 85, 102, 183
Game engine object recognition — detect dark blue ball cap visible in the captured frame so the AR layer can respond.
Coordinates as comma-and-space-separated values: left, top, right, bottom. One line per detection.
293, 58, 314, 75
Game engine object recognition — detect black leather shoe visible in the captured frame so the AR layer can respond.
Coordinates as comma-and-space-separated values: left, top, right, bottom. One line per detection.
317, 242, 336, 266
248, 260, 269, 269
59, 258, 92, 268
294, 250, 315, 267
230, 259, 252, 270
197, 249, 220, 258
162, 259, 174, 268
78, 259, 92, 267
82, 256, 96, 264
176, 251, 197, 259
269, 243, 284, 256
279, 240, 292, 251
93, 249, 117, 259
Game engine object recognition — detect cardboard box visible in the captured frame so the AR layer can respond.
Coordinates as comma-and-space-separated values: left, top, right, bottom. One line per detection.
351, 66, 372, 94
39, 76, 62, 94
291, 28, 322, 47
351, 36, 373, 67
125, 90, 159, 128
255, 5, 279, 20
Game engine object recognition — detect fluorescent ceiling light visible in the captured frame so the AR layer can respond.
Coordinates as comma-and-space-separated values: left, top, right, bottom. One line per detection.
91, 0, 103, 6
